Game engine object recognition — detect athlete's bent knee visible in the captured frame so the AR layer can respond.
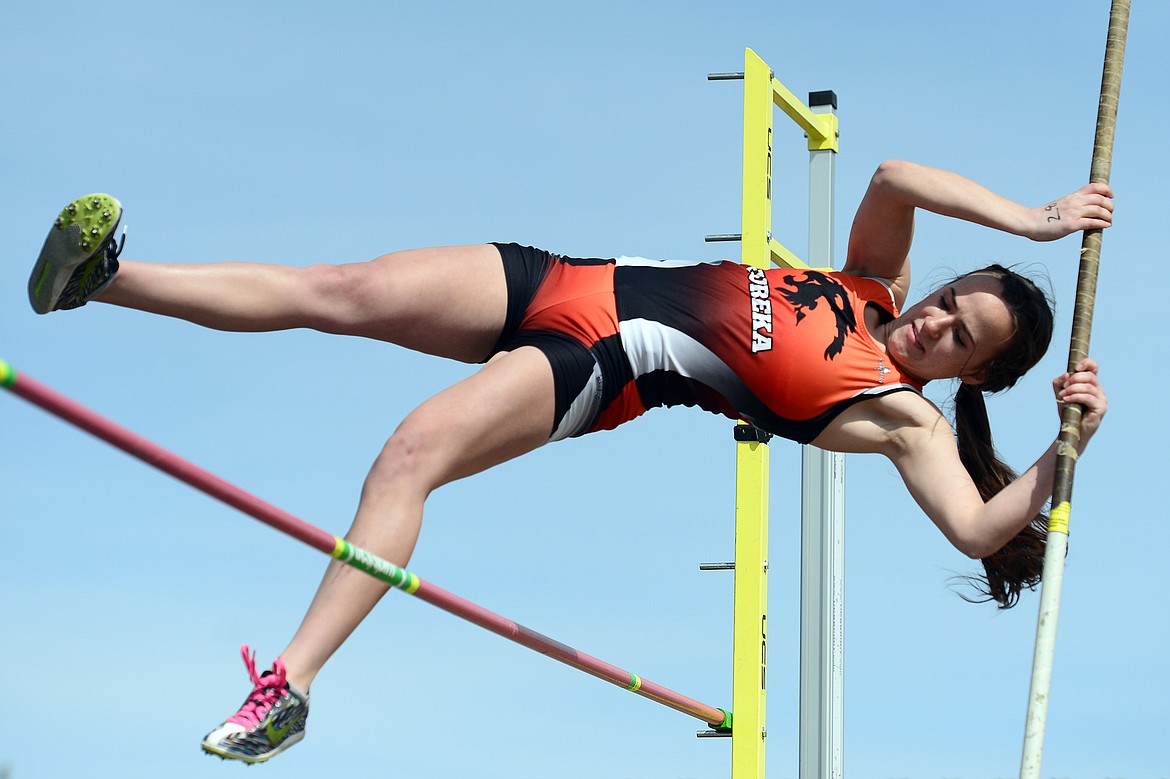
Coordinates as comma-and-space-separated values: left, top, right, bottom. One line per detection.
361, 425, 449, 503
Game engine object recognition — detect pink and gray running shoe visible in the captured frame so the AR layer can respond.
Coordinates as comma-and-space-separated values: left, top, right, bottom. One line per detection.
201, 645, 309, 764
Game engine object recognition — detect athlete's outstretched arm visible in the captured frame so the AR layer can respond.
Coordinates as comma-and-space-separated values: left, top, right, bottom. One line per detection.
843, 160, 1114, 308
879, 359, 1107, 557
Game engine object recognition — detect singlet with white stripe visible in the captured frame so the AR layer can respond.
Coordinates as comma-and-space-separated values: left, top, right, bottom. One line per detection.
601, 258, 922, 443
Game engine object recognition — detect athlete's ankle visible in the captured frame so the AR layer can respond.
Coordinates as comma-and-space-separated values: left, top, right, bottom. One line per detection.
275, 654, 317, 693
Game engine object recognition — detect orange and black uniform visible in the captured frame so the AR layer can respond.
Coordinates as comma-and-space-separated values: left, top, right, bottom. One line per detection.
491, 243, 923, 444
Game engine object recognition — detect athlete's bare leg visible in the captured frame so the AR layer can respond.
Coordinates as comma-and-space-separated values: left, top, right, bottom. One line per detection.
97, 242, 555, 688
98, 244, 508, 362
276, 345, 557, 690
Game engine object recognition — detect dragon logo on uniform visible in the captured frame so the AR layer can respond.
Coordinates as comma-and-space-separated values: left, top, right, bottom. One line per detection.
778, 270, 857, 359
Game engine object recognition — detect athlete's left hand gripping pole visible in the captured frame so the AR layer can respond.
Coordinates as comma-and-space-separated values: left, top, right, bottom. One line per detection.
0, 359, 731, 730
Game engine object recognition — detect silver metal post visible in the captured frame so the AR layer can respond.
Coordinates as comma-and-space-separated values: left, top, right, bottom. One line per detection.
798, 90, 845, 779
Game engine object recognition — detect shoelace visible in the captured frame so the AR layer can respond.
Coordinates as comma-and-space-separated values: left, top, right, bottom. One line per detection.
226, 645, 290, 729
105, 225, 127, 263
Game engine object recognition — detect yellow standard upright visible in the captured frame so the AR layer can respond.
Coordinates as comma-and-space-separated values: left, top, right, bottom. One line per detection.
730, 47, 839, 779
730, 48, 775, 779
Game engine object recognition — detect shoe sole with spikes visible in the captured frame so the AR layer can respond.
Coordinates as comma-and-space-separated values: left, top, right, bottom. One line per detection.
28, 194, 122, 314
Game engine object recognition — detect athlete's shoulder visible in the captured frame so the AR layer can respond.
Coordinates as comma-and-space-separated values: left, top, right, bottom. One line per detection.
812, 388, 942, 454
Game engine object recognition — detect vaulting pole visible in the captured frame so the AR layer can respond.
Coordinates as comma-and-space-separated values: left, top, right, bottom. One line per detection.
1019, 3, 1129, 777
0, 359, 731, 730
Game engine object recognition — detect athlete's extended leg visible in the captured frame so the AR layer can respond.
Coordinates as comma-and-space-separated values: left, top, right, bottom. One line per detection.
98, 245, 508, 361
202, 346, 558, 762
31, 196, 508, 360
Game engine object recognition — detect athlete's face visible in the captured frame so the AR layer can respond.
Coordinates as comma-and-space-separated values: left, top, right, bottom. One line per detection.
884, 274, 1016, 385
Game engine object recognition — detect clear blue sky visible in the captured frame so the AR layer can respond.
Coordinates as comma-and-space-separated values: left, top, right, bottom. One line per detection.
2, 2, 1166, 778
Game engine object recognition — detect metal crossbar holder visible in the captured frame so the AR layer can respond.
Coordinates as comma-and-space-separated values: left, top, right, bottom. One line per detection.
733, 424, 773, 443
704, 233, 742, 242
699, 562, 735, 571
707, 72, 745, 81
697, 729, 733, 738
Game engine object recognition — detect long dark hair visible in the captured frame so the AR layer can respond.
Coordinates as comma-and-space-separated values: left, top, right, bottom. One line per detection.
950, 264, 1054, 608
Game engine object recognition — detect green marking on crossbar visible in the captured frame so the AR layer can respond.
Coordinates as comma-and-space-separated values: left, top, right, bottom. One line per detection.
331, 536, 418, 591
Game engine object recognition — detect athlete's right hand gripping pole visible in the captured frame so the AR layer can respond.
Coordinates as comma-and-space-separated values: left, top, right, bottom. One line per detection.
1019, 3, 1129, 778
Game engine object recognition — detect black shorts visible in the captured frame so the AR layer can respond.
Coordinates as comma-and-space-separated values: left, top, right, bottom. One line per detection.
489, 242, 609, 441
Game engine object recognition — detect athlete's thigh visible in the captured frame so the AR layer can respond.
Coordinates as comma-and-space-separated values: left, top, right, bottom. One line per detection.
351, 244, 508, 362
386, 346, 557, 491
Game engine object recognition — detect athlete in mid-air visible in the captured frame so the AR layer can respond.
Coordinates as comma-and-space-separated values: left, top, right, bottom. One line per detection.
28, 159, 1110, 762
